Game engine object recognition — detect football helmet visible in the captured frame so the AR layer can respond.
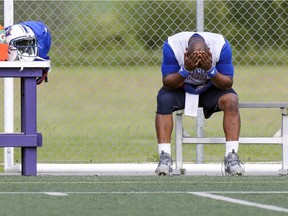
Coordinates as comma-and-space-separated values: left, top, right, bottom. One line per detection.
5, 24, 38, 61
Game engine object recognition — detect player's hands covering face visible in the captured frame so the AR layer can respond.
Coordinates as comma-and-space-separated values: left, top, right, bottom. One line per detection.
184, 48, 213, 71
184, 49, 200, 71
198, 49, 212, 71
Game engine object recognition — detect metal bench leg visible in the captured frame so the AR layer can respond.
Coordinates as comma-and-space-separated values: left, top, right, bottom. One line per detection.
279, 108, 288, 175
173, 110, 185, 175
196, 108, 205, 163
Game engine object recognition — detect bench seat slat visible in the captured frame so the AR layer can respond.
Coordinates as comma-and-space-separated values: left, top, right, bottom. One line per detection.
183, 137, 282, 144
239, 102, 288, 108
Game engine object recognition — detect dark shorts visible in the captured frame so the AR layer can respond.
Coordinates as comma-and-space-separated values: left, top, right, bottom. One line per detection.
156, 86, 237, 119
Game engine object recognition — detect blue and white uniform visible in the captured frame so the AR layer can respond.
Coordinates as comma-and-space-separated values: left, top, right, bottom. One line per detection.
161, 32, 234, 94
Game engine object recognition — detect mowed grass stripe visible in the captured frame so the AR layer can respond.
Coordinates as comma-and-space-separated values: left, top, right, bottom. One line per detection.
0, 191, 288, 194
1, 191, 288, 215
1, 191, 288, 213
0, 180, 288, 184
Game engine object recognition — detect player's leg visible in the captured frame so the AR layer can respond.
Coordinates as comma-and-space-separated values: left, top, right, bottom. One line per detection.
155, 87, 185, 175
218, 93, 244, 176
200, 87, 244, 176
218, 93, 240, 142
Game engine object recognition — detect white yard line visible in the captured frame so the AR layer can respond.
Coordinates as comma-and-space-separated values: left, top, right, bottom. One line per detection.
190, 192, 288, 213
44, 192, 68, 196
208, 191, 288, 194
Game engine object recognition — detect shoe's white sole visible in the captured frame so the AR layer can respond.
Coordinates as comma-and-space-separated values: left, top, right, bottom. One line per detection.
155, 166, 172, 176
226, 171, 245, 176
155, 169, 170, 176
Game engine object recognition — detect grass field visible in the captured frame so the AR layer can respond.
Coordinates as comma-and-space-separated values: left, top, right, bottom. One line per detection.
0, 65, 288, 165
0, 175, 288, 216
0, 66, 288, 215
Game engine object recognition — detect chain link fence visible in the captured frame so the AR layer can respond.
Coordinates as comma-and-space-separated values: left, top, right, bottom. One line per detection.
0, 0, 287, 166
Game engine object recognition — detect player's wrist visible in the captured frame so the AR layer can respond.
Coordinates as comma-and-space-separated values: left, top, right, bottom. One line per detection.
206, 66, 218, 78
178, 65, 190, 78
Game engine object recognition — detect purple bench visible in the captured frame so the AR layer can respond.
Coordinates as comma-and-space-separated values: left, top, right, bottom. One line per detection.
0, 61, 50, 176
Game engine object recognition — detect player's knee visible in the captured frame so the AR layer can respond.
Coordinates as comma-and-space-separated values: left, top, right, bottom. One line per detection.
219, 93, 239, 111
157, 93, 179, 114
157, 93, 172, 114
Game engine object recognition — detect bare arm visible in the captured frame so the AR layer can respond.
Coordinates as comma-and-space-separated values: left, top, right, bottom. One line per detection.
209, 72, 233, 90
163, 50, 200, 89
199, 50, 233, 90
163, 47, 233, 90
163, 72, 186, 89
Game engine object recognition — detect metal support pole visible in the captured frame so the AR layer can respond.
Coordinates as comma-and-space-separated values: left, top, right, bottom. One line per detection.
196, 108, 205, 163
279, 108, 288, 175
195, 0, 205, 163
4, 0, 14, 171
196, 0, 204, 32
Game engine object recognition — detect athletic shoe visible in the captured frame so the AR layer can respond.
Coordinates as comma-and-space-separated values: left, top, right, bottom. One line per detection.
224, 149, 245, 176
155, 151, 173, 176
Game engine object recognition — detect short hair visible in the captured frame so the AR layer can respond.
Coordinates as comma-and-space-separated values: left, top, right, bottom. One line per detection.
187, 36, 209, 55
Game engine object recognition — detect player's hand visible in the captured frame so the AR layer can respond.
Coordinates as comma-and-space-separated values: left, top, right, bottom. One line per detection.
198, 49, 213, 71
184, 49, 200, 71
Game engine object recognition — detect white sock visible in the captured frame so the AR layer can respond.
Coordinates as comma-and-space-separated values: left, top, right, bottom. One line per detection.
158, 143, 171, 155
225, 141, 239, 156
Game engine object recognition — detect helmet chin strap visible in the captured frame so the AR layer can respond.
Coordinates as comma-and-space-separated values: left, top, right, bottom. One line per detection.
19, 53, 36, 71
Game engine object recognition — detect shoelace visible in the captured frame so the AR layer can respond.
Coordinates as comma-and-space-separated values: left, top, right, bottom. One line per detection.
158, 152, 173, 167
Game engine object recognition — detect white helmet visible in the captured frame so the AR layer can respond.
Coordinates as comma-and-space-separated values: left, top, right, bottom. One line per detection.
5, 24, 38, 61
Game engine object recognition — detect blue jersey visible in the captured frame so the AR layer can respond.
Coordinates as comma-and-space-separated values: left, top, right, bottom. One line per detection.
19, 21, 51, 60
161, 32, 234, 94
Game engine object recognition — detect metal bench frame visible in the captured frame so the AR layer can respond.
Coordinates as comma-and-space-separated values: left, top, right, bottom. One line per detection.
174, 102, 288, 175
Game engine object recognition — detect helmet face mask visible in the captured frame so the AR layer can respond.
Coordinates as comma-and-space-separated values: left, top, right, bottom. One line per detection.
6, 24, 38, 61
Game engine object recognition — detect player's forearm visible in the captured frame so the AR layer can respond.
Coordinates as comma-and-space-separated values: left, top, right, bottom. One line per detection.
210, 72, 233, 90
163, 72, 185, 89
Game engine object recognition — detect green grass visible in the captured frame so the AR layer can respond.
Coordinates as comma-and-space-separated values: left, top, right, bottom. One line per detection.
0, 65, 288, 164
0, 175, 288, 216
